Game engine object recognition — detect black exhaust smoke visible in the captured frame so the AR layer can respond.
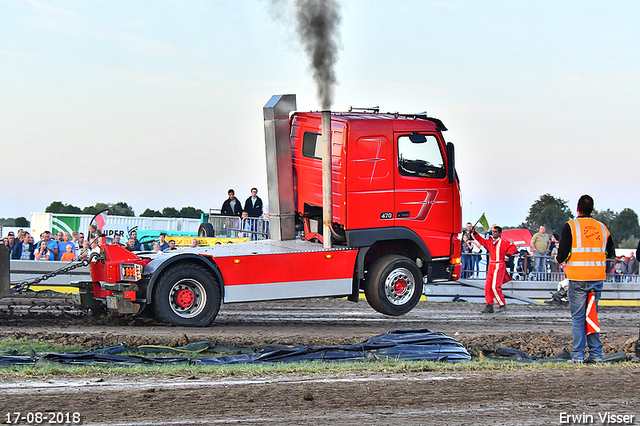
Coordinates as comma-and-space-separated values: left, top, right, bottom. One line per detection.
294, 0, 341, 109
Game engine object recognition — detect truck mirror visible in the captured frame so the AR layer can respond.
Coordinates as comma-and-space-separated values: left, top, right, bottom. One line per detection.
446, 142, 455, 184
409, 132, 427, 143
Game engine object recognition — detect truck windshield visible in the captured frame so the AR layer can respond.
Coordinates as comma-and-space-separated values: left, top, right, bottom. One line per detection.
397, 134, 445, 178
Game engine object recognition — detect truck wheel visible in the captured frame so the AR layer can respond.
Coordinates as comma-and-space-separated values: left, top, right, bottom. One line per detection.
152, 263, 220, 326
198, 223, 215, 237
364, 255, 423, 316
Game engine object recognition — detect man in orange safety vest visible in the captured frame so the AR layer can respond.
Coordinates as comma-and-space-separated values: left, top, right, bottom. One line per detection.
556, 195, 615, 363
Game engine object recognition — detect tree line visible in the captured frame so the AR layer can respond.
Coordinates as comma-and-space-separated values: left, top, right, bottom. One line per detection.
44, 201, 204, 219
519, 193, 640, 249
0, 217, 30, 228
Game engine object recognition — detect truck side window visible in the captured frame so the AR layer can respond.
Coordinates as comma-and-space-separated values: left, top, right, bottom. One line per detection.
302, 132, 323, 159
397, 134, 445, 178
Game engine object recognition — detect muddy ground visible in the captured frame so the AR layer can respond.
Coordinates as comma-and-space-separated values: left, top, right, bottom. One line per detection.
0, 297, 638, 425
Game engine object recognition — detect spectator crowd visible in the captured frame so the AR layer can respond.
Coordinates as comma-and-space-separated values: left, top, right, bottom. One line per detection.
2, 229, 87, 261
460, 222, 640, 282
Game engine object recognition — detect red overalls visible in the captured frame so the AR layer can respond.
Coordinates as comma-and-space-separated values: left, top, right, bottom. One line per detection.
474, 233, 517, 306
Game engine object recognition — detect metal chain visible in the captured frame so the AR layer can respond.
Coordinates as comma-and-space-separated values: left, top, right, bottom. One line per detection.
10, 253, 100, 294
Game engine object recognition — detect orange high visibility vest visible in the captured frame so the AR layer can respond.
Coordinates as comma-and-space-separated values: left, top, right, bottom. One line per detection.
565, 218, 609, 281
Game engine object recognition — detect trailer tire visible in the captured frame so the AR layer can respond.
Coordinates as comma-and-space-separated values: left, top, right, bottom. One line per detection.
364, 255, 423, 316
198, 223, 215, 237
152, 263, 220, 326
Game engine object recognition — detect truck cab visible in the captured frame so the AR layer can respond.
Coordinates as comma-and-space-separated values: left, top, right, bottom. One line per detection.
290, 109, 461, 284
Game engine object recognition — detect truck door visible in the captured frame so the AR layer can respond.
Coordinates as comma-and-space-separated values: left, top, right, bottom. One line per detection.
347, 135, 395, 229
393, 132, 454, 255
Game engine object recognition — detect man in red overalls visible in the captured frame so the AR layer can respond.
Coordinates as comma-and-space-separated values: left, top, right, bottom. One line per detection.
473, 225, 518, 313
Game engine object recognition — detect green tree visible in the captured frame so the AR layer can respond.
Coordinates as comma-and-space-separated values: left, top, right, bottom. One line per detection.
618, 236, 639, 250
140, 208, 164, 217
1, 217, 30, 227
178, 206, 204, 219
82, 202, 134, 217
82, 203, 110, 216
593, 209, 616, 229
45, 201, 82, 214
524, 193, 574, 233
162, 207, 179, 218
110, 202, 135, 217
14, 217, 29, 227
609, 208, 640, 246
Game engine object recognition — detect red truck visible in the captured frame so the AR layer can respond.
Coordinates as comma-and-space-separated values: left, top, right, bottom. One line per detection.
82, 94, 462, 326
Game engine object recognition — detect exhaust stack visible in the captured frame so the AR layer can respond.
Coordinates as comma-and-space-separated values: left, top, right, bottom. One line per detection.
321, 110, 332, 248
263, 95, 297, 241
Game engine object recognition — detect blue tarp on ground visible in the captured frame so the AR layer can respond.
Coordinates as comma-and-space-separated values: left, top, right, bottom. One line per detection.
0, 329, 471, 366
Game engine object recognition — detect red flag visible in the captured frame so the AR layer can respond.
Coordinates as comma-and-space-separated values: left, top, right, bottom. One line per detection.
95, 213, 106, 229
586, 292, 600, 335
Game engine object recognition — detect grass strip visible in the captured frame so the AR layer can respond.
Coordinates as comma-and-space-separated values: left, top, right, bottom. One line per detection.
1, 357, 638, 380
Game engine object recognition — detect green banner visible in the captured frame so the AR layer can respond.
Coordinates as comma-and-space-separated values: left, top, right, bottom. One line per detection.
52, 215, 81, 235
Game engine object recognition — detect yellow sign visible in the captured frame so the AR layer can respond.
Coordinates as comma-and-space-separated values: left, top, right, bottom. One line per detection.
166, 236, 249, 246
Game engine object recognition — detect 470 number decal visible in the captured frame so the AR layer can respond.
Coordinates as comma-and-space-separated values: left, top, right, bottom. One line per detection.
380, 212, 393, 219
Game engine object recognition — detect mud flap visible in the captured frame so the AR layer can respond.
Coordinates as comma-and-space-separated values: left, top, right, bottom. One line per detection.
0, 244, 10, 299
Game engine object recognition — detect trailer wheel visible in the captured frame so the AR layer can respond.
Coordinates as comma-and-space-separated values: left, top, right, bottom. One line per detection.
198, 223, 215, 237
364, 255, 423, 316
152, 263, 220, 326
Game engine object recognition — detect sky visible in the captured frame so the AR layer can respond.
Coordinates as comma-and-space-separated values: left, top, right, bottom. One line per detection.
1, 0, 639, 227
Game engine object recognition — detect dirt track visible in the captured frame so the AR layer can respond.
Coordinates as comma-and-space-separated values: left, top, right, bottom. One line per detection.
0, 298, 639, 425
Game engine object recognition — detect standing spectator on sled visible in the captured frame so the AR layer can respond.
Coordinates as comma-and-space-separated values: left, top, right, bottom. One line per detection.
472, 226, 517, 313
221, 189, 243, 217
243, 188, 263, 218
556, 194, 615, 363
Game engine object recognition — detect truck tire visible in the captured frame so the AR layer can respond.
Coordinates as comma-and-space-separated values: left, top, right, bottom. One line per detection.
364, 255, 423, 316
152, 263, 220, 326
198, 223, 215, 237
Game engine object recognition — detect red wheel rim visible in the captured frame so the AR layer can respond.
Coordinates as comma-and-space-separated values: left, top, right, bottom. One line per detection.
175, 288, 195, 308
394, 279, 407, 294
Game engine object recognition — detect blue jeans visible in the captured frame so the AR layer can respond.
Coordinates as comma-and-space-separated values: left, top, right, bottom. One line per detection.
568, 280, 603, 361
471, 254, 480, 276
533, 253, 546, 278
461, 254, 472, 278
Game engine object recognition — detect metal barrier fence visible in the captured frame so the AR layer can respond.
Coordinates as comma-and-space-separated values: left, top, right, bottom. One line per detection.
240, 217, 270, 240
460, 253, 640, 283
206, 214, 270, 240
